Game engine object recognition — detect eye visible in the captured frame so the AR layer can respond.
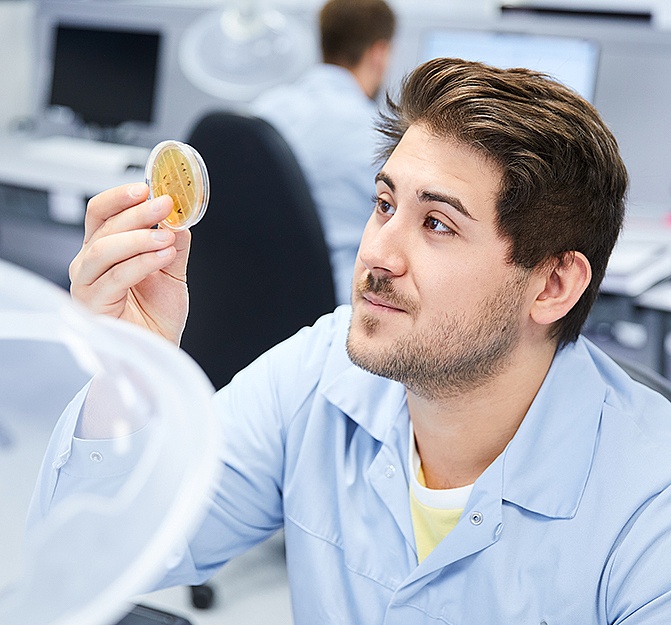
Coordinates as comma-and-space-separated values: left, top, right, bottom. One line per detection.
424, 215, 456, 235
372, 195, 396, 217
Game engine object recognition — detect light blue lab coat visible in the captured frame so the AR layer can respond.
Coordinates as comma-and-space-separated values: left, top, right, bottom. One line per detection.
36, 306, 671, 623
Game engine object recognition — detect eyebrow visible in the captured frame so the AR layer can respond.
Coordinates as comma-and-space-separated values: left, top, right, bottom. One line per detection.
375, 171, 476, 221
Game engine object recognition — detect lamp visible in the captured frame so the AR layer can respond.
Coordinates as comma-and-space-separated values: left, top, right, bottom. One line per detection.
179, 0, 316, 102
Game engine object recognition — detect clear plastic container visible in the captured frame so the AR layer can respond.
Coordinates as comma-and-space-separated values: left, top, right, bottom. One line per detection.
0, 259, 219, 625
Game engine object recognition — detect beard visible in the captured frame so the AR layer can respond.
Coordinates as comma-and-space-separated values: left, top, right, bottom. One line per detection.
346, 270, 531, 400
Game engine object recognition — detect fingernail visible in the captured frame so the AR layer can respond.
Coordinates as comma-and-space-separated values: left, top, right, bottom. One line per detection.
156, 248, 172, 257
129, 183, 147, 198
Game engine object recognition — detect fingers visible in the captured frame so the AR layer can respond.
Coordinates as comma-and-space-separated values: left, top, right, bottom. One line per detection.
84, 183, 150, 244
71, 183, 183, 315
72, 237, 179, 316
73, 192, 174, 280
84, 185, 173, 246
73, 226, 175, 287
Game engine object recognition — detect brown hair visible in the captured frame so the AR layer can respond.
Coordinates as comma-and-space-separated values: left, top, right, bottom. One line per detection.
377, 57, 628, 346
320, 0, 396, 68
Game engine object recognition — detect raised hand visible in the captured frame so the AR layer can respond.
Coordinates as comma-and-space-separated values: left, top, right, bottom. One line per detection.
69, 182, 191, 345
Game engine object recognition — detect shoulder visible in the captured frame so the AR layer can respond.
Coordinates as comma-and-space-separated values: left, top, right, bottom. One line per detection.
215, 306, 353, 415
582, 338, 671, 444
535, 337, 671, 487
571, 339, 671, 499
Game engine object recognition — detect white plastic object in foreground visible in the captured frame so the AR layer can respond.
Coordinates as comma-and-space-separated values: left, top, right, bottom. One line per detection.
0, 259, 220, 625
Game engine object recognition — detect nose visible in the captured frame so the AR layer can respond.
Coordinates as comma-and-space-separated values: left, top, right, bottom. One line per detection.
357, 211, 408, 278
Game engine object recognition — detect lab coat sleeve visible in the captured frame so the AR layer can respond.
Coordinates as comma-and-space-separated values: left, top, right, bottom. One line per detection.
27, 308, 343, 591
27, 381, 84, 524
605, 484, 671, 623
156, 311, 340, 588
26, 379, 151, 527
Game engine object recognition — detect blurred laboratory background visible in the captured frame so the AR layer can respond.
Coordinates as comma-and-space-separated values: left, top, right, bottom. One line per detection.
4, 0, 671, 623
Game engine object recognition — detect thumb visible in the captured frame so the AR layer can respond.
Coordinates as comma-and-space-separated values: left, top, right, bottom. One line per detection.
164, 229, 191, 281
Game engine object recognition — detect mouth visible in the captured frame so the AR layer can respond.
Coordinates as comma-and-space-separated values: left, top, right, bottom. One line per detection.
361, 291, 406, 313
354, 272, 418, 318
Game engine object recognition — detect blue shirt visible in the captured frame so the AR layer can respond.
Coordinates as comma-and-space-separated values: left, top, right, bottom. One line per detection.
38, 306, 671, 624
251, 64, 380, 305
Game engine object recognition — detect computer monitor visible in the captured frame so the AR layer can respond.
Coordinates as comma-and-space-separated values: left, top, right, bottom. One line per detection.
420, 28, 600, 102
48, 24, 162, 129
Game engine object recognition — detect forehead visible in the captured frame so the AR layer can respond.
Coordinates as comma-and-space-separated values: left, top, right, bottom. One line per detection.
380, 124, 503, 221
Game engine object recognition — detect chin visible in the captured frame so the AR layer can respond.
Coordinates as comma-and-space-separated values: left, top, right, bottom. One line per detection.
349, 303, 377, 338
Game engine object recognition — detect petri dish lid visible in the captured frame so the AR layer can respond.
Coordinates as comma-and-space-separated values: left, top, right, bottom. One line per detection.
145, 140, 210, 231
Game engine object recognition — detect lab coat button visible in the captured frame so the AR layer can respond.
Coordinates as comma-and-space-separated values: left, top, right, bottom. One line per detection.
470, 511, 483, 525
89, 451, 103, 463
384, 465, 396, 478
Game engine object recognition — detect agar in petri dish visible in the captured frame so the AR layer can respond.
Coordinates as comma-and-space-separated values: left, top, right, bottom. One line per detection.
145, 140, 210, 230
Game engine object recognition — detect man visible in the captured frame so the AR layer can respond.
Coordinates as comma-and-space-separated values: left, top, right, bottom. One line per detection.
251, 0, 396, 305
43, 58, 671, 623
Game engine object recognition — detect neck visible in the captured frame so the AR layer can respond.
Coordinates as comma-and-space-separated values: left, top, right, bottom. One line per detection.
336, 39, 389, 100
409, 339, 557, 489
350, 64, 377, 99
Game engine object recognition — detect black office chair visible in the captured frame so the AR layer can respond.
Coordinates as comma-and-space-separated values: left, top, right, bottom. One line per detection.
115, 604, 193, 624
612, 355, 671, 401
181, 111, 336, 391
179, 111, 336, 610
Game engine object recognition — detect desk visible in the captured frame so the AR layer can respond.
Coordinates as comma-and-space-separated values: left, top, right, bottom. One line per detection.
587, 223, 671, 378
0, 135, 148, 221
0, 134, 148, 286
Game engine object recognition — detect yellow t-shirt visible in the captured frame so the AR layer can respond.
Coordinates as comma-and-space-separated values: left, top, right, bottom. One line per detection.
409, 428, 473, 563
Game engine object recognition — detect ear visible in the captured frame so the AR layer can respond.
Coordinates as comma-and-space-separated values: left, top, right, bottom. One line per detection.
530, 251, 592, 327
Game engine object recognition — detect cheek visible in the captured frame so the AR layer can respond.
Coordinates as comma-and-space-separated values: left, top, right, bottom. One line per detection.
418, 261, 502, 312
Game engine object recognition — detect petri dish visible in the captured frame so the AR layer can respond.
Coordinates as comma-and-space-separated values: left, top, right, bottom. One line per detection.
145, 140, 210, 230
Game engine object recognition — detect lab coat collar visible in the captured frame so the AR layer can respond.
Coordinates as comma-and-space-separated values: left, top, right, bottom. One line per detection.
320, 356, 407, 444
317, 306, 406, 441
499, 336, 605, 519
321, 308, 604, 520
308, 63, 368, 93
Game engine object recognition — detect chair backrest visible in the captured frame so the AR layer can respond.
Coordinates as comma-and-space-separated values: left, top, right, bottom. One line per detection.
180, 111, 336, 389
612, 355, 671, 401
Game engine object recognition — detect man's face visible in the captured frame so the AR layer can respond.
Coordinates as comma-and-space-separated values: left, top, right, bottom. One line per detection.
346, 124, 535, 399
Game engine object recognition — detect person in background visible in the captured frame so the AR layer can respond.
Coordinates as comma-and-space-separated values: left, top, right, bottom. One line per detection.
251, 0, 396, 305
